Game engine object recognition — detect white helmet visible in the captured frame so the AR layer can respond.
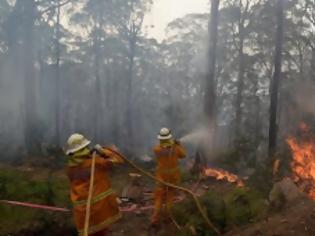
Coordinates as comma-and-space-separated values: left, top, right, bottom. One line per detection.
65, 133, 91, 155
158, 128, 173, 140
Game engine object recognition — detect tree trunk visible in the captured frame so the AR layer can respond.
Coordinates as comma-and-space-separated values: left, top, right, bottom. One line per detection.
310, 47, 315, 81
126, 37, 136, 148
55, 0, 61, 146
235, 7, 245, 138
93, 36, 102, 143
93, 8, 104, 143
23, 0, 38, 154
204, 0, 220, 131
253, 76, 261, 146
298, 45, 304, 80
38, 49, 44, 110
111, 67, 119, 145
268, 0, 284, 157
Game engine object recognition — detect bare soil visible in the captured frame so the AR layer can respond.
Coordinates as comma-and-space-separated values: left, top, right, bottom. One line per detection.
224, 198, 315, 236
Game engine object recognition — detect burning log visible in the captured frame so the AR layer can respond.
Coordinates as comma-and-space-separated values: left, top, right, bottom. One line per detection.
203, 167, 244, 187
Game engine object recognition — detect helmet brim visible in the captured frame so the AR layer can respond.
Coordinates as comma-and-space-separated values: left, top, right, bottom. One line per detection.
65, 140, 91, 155
157, 134, 173, 140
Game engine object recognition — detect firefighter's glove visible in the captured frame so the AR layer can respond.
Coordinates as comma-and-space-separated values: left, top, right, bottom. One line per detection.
109, 144, 119, 152
94, 144, 103, 152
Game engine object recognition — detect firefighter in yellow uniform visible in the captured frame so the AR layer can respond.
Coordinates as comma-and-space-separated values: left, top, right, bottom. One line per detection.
65, 133, 123, 236
151, 128, 187, 226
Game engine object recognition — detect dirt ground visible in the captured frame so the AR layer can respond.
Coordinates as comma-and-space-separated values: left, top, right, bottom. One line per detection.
112, 197, 315, 236
224, 198, 315, 236
111, 212, 181, 236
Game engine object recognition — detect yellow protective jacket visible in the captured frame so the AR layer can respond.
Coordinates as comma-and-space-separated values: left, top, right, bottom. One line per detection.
66, 148, 123, 235
153, 142, 186, 184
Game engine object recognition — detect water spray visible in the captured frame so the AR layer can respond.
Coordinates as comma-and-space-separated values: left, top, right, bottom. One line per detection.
179, 127, 213, 145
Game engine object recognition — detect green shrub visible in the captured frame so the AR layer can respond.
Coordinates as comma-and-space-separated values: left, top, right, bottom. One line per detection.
224, 187, 267, 227
171, 186, 267, 235
0, 167, 72, 234
172, 191, 225, 236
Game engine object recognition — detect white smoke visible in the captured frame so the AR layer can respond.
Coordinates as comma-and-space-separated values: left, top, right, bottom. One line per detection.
179, 126, 213, 146
293, 82, 315, 116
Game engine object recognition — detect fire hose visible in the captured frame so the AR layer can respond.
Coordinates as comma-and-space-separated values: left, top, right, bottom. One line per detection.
0, 148, 221, 235
105, 147, 221, 235
83, 152, 96, 236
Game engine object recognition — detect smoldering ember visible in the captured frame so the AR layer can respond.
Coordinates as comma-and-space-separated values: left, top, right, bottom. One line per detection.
1, 0, 315, 236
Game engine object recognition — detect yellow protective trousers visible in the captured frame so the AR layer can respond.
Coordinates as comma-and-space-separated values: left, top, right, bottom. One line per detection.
151, 185, 176, 225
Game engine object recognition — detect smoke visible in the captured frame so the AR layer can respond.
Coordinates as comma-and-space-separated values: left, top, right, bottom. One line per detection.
179, 126, 214, 147
0, 47, 25, 148
0, 1, 210, 160
292, 82, 315, 117
139, 155, 153, 162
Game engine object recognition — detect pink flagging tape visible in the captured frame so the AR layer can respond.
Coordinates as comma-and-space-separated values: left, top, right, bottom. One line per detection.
0, 200, 153, 213
0, 196, 193, 214
0, 200, 71, 212
0, 200, 149, 213
0, 199, 181, 213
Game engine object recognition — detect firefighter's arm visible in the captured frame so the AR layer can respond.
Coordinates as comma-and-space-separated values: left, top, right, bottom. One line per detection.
174, 140, 187, 159
95, 144, 124, 164
153, 146, 160, 161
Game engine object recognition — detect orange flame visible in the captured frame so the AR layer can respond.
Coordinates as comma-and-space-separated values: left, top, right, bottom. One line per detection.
286, 124, 315, 199
204, 167, 244, 187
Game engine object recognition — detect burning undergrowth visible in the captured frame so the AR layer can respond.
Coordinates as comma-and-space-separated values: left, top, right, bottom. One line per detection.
286, 122, 315, 200
286, 123, 315, 200
203, 167, 245, 187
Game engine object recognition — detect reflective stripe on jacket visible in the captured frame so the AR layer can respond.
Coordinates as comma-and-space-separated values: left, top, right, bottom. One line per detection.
66, 148, 123, 235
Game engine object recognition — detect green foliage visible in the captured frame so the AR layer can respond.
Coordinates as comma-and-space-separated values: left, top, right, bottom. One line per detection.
269, 187, 286, 212
246, 166, 272, 196
0, 167, 72, 234
172, 186, 267, 235
224, 187, 267, 227
202, 191, 226, 230
172, 192, 223, 235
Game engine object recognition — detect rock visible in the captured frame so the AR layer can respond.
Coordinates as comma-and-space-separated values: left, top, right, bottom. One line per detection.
269, 178, 306, 207
121, 174, 144, 203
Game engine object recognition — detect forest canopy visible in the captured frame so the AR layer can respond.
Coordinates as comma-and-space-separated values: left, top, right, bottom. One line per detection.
0, 0, 314, 164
